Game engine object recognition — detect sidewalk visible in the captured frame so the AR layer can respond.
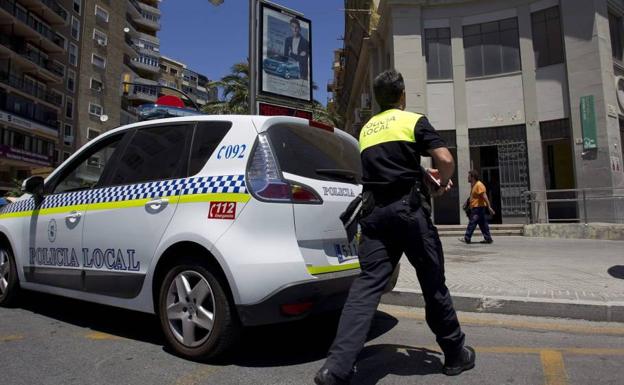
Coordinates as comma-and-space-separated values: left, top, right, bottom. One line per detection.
381, 236, 624, 322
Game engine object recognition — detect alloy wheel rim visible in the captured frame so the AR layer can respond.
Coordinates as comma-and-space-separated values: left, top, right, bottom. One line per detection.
166, 270, 216, 348
0, 249, 9, 296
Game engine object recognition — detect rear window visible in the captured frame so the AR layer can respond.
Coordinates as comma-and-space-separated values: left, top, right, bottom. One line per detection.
189, 121, 232, 175
267, 124, 361, 184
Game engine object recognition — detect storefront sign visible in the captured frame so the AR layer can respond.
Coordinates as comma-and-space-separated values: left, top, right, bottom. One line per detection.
0, 145, 51, 167
258, 101, 312, 119
580, 95, 597, 150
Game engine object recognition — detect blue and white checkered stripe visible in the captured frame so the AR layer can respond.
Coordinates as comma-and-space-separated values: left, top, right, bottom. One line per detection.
0, 175, 247, 214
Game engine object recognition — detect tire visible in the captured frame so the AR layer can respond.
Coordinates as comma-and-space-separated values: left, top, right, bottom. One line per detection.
0, 245, 20, 307
158, 258, 239, 360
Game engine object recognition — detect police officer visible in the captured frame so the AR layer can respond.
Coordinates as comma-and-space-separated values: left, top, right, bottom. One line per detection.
314, 69, 475, 385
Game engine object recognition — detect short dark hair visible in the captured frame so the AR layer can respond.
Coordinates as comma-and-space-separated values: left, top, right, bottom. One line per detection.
373, 69, 405, 111
290, 18, 300, 28
468, 170, 480, 181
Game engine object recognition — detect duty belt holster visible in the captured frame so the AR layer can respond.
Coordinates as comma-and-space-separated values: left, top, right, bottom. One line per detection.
340, 193, 364, 243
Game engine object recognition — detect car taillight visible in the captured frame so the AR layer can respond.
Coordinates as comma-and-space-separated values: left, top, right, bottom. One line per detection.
247, 133, 291, 202
246, 134, 322, 204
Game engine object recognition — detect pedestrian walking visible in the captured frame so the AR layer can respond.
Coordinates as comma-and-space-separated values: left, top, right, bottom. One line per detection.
314, 69, 475, 385
460, 170, 495, 244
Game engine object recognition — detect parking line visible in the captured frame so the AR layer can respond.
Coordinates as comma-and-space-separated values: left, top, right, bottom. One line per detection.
380, 305, 624, 335
173, 366, 219, 385
85, 332, 124, 340
0, 334, 23, 342
540, 350, 568, 385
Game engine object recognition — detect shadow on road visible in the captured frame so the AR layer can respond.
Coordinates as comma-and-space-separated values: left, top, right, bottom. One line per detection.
17, 290, 164, 345
352, 345, 442, 384
608, 265, 624, 280
14, 290, 400, 368
227, 310, 399, 367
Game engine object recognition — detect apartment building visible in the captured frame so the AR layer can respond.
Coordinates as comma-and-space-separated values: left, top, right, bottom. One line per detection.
0, 0, 76, 194
159, 55, 216, 109
332, 0, 624, 224
73, 0, 160, 150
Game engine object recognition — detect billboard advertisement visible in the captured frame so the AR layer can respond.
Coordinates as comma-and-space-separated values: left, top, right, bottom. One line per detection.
259, 2, 312, 102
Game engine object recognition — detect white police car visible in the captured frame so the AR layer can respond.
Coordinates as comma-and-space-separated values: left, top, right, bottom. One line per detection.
0, 115, 399, 359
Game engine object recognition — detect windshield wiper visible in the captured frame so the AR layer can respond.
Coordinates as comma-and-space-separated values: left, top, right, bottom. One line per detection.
315, 168, 359, 182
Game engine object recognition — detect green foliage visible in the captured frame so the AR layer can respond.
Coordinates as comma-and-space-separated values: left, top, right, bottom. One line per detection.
5, 179, 23, 197
202, 62, 249, 115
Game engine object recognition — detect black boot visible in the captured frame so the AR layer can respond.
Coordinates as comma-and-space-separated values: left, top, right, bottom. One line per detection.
314, 367, 349, 385
442, 346, 476, 376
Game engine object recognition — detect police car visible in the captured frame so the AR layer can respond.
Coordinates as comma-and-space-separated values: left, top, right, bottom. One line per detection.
0, 115, 401, 359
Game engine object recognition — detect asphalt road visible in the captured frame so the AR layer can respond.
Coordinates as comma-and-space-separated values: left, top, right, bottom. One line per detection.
2, 291, 624, 385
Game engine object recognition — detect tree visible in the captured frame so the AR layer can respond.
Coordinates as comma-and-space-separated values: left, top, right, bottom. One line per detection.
202, 62, 249, 115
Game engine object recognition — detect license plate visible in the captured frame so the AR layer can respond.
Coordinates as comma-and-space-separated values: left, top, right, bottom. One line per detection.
335, 241, 358, 263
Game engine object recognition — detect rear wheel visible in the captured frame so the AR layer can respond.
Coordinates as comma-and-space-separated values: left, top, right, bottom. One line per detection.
158, 259, 239, 360
0, 245, 20, 306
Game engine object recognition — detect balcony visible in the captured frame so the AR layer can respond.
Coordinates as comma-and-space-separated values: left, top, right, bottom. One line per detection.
124, 35, 139, 59
0, 34, 64, 82
124, 54, 159, 76
0, 99, 60, 135
19, 0, 67, 25
132, 1, 160, 32
0, 0, 65, 53
0, 71, 63, 107
127, 0, 141, 18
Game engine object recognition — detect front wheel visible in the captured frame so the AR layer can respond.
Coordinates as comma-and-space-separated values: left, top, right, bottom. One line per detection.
0, 245, 20, 307
158, 260, 239, 360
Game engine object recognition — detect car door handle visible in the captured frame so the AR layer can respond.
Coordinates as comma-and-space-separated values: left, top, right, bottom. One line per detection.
146, 198, 169, 211
66, 211, 82, 223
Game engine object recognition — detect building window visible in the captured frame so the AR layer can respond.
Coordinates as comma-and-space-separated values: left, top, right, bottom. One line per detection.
95, 5, 109, 23
68, 43, 78, 66
93, 29, 107, 46
71, 16, 80, 40
87, 127, 100, 141
531, 6, 564, 67
65, 96, 74, 119
89, 103, 103, 116
91, 53, 106, 69
66, 69, 76, 92
609, 12, 623, 61
90, 78, 103, 91
73, 0, 81, 14
463, 17, 521, 78
170, 68, 178, 75
424, 28, 452, 80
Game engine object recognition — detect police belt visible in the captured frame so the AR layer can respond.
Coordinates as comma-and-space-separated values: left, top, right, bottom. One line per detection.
363, 180, 426, 207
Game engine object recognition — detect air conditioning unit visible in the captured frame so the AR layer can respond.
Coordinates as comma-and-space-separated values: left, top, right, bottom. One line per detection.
96, 38, 106, 47
64, 135, 74, 144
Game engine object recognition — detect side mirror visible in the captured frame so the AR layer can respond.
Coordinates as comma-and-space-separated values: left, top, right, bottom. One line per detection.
22, 176, 45, 197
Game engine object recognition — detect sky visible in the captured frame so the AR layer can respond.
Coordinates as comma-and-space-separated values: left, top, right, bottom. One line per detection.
159, 0, 345, 105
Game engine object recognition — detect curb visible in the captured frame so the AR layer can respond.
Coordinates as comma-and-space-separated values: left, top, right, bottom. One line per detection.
381, 288, 624, 323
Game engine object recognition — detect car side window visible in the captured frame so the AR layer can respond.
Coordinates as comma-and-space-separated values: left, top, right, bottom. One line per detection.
188, 121, 232, 175
51, 133, 125, 194
106, 123, 194, 186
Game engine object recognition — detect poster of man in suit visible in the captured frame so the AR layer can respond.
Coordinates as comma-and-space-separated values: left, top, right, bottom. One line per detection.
260, 3, 312, 102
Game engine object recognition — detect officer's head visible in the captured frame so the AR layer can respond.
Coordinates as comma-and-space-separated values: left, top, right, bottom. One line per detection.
373, 69, 406, 111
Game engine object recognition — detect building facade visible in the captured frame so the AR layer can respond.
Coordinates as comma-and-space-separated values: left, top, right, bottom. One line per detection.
0, 0, 75, 194
332, 0, 624, 224
159, 56, 216, 109
75, 0, 161, 151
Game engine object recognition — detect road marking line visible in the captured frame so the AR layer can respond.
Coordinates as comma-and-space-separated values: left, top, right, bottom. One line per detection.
0, 335, 23, 342
423, 346, 624, 356
173, 366, 219, 385
541, 350, 568, 385
85, 332, 123, 340
380, 305, 624, 335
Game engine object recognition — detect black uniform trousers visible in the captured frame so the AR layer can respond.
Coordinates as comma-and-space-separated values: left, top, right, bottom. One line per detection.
325, 193, 465, 380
